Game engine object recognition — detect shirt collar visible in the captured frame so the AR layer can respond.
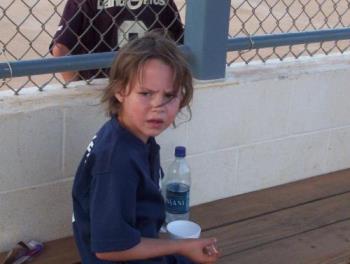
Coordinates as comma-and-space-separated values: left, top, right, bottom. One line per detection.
111, 116, 160, 153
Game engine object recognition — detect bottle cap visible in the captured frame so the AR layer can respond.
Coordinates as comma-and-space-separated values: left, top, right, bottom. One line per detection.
175, 146, 186, 157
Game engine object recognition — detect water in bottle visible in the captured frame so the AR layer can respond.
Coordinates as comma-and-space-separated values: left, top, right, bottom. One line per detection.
163, 146, 191, 223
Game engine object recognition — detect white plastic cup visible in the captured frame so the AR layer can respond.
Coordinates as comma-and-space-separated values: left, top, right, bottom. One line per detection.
166, 220, 201, 239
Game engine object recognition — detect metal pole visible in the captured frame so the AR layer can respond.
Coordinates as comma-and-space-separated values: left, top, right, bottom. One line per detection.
0, 52, 116, 79
184, 0, 231, 80
0, 46, 191, 79
227, 28, 350, 51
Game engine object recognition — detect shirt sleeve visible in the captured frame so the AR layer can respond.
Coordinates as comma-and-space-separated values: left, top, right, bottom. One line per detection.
49, 0, 89, 53
89, 154, 141, 252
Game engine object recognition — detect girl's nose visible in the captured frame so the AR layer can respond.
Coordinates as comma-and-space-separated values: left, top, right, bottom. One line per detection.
151, 95, 167, 109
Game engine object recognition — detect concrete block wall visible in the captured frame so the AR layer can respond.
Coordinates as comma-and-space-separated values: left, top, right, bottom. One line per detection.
1, 53, 350, 251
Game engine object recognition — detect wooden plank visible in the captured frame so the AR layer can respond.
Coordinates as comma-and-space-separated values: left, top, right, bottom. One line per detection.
201, 192, 350, 257
1, 169, 350, 263
0, 237, 80, 264
311, 250, 350, 264
29, 236, 80, 264
219, 219, 350, 264
192, 169, 350, 230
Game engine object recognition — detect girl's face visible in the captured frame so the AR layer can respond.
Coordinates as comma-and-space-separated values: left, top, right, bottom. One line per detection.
115, 59, 181, 143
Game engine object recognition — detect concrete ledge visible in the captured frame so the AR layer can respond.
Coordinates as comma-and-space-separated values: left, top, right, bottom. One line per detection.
1, 53, 350, 251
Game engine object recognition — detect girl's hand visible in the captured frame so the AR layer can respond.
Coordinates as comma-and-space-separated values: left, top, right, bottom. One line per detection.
178, 238, 220, 263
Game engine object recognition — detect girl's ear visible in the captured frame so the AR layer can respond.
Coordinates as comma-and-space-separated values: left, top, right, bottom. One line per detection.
115, 83, 130, 103
114, 92, 124, 103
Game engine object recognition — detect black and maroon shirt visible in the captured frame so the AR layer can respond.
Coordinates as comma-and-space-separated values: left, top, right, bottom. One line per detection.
50, 0, 184, 79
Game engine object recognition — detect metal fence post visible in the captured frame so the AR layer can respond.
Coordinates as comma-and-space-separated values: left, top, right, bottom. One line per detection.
184, 0, 230, 80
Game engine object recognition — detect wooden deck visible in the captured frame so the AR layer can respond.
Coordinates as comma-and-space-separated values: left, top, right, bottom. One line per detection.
1, 169, 350, 264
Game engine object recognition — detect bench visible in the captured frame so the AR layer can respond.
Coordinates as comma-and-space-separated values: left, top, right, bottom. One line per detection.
2, 169, 350, 263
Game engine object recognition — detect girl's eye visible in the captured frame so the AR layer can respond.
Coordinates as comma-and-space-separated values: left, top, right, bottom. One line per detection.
139, 92, 152, 97
165, 93, 176, 99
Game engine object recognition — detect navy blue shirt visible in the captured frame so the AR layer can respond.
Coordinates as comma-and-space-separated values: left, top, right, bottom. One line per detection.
72, 117, 191, 263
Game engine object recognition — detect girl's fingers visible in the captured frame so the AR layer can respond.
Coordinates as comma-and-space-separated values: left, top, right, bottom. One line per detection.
202, 238, 219, 256
203, 244, 219, 256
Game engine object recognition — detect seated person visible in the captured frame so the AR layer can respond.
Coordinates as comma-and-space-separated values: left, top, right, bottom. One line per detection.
49, 0, 184, 82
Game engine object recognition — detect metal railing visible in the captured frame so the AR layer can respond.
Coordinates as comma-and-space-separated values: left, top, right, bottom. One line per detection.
0, 0, 187, 93
228, 0, 350, 64
1, 0, 350, 93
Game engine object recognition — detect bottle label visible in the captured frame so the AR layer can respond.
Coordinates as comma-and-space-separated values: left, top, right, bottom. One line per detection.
166, 183, 190, 214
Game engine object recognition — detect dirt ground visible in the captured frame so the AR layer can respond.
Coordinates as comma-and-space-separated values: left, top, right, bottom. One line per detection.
0, 0, 349, 92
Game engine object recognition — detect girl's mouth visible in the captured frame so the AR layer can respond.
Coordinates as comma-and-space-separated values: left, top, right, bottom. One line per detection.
147, 119, 164, 128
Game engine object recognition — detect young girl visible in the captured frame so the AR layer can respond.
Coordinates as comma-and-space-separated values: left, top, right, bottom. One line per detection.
72, 32, 220, 263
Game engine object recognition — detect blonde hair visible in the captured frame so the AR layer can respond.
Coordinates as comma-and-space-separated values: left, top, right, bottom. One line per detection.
101, 31, 193, 117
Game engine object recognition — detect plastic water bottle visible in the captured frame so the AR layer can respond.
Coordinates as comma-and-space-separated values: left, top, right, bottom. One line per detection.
163, 146, 191, 224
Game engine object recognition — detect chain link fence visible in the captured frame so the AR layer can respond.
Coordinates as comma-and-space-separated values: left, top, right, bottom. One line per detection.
0, 0, 186, 93
0, 0, 349, 93
228, 0, 350, 64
